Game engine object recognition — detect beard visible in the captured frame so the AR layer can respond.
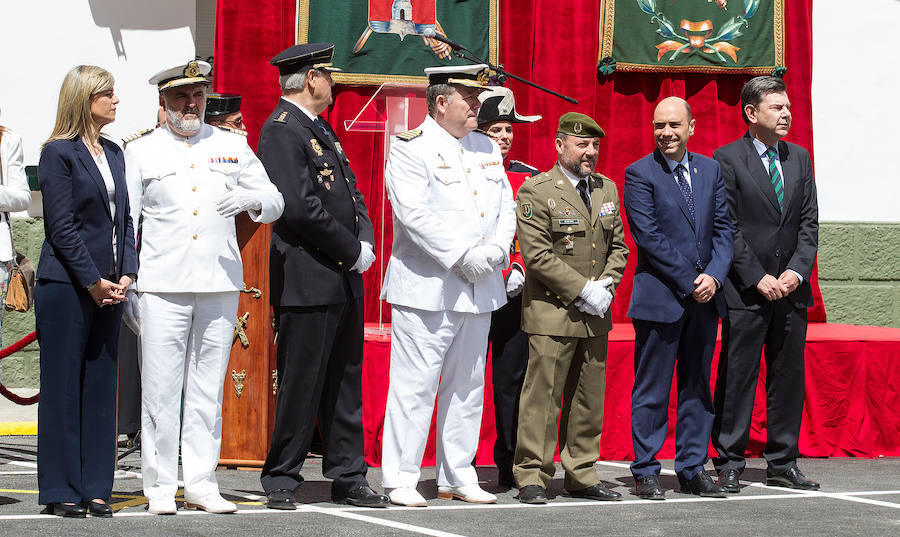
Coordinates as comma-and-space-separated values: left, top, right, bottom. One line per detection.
166, 108, 202, 134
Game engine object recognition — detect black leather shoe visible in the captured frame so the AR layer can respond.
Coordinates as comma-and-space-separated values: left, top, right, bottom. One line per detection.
86, 500, 113, 517
266, 489, 297, 510
767, 466, 820, 490
567, 483, 622, 501
333, 485, 389, 508
681, 470, 727, 498
517, 485, 548, 504
635, 475, 665, 500
717, 469, 741, 493
46, 502, 88, 518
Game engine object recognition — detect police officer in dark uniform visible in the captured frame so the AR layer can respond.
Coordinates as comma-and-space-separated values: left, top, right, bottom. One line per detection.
204, 93, 244, 131
256, 43, 388, 509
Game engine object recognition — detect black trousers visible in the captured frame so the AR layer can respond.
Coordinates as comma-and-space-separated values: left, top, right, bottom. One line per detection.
35, 280, 121, 505
116, 324, 141, 436
487, 294, 528, 479
260, 297, 368, 495
712, 300, 808, 474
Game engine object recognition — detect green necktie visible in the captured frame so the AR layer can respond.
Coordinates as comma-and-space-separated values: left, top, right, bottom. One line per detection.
766, 146, 783, 211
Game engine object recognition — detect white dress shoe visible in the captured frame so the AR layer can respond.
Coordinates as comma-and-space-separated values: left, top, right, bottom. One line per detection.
147, 496, 177, 515
437, 484, 497, 504
183, 492, 238, 514
387, 487, 428, 507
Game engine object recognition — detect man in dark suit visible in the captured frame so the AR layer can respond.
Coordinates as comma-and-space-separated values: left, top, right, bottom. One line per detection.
711, 76, 820, 492
256, 43, 388, 509
624, 97, 733, 500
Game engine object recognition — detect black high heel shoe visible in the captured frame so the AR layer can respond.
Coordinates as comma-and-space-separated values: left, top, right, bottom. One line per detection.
86, 500, 113, 518
46, 502, 87, 518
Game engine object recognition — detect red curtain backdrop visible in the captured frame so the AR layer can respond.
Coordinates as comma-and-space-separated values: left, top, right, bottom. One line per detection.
215, 0, 824, 324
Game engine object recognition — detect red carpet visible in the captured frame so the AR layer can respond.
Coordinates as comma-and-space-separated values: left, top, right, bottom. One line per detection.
360, 323, 900, 466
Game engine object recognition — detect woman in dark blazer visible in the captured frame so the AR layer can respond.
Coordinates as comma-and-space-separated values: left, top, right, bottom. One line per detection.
36, 65, 138, 518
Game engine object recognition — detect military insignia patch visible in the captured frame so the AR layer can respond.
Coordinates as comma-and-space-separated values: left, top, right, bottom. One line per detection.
547, 198, 556, 210
564, 207, 573, 216
521, 202, 533, 219
598, 201, 617, 216
396, 129, 422, 142
122, 128, 153, 146
275, 111, 288, 123
310, 139, 324, 156
574, 122, 583, 134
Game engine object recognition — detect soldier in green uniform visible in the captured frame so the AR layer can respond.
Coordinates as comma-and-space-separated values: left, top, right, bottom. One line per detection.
512, 112, 628, 504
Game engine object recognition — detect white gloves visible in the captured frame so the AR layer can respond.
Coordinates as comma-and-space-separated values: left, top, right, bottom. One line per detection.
505, 268, 525, 297
574, 277, 614, 318
351, 242, 375, 273
456, 245, 503, 283
122, 289, 141, 335
216, 183, 262, 217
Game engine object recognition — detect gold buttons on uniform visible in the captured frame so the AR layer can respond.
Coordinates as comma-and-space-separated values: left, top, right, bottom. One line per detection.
545, 291, 551, 296
473, 190, 478, 195
192, 234, 198, 240
187, 143, 193, 148
592, 243, 596, 248
466, 168, 471, 173
190, 164, 195, 169
338, 261, 343, 266
192, 186, 197, 192
567, 226, 573, 232
480, 212, 485, 217
592, 260, 597, 266
193, 210, 198, 215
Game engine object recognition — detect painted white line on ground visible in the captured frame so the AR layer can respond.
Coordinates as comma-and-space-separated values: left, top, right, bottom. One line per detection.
301, 505, 468, 537
593, 460, 678, 476
3, 460, 35, 468
0, 470, 36, 475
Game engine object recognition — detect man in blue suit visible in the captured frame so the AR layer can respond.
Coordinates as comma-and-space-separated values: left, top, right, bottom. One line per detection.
624, 97, 733, 500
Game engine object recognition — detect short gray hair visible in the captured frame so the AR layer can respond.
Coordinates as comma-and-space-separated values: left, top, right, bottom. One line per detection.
280, 69, 312, 93
740, 76, 787, 124
427, 83, 455, 116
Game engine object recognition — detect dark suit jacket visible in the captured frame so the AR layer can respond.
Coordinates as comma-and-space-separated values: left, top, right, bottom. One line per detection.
624, 150, 734, 323
713, 132, 818, 310
37, 137, 138, 286
257, 98, 374, 308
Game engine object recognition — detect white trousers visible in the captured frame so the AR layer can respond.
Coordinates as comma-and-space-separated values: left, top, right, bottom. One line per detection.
139, 291, 239, 501
381, 305, 491, 488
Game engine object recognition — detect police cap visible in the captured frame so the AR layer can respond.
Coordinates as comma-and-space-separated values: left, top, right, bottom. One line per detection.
205, 93, 241, 117
270, 43, 342, 76
149, 60, 211, 91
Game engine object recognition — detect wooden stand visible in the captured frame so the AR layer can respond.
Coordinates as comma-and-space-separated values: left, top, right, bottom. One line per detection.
218, 214, 277, 466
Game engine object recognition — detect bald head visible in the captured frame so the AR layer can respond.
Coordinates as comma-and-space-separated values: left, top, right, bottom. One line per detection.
652, 97, 695, 162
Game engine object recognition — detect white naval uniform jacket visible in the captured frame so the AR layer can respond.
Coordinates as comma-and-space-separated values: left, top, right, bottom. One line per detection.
380, 116, 517, 313
125, 124, 284, 293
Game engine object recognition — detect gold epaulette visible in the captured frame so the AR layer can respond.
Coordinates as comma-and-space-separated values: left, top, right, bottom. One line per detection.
122, 128, 154, 146
214, 125, 248, 136
396, 129, 422, 142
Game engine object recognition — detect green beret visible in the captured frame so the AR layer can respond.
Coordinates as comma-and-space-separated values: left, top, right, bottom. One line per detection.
557, 112, 605, 138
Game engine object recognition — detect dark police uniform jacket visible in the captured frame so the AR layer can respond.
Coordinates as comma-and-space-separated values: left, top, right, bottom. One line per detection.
257, 98, 374, 309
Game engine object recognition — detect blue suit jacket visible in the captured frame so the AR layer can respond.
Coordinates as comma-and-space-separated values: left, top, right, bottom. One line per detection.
624, 149, 734, 323
37, 137, 138, 287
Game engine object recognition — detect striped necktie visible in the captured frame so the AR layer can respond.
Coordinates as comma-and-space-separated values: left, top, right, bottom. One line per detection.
766, 146, 784, 211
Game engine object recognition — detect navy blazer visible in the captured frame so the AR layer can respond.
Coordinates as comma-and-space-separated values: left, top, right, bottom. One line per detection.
713, 132, 818, 310
624, 149, 734, 323
37, 137, 138, 287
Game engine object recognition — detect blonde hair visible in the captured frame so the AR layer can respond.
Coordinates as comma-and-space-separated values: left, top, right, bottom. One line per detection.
43, 65, 115, 148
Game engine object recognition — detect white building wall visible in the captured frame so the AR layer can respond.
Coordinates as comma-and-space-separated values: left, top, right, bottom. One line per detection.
0, 0, 196, 167
812, 0, 899, 222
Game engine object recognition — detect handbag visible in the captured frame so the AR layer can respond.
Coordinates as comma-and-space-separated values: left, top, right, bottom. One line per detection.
0, 134, 34, 312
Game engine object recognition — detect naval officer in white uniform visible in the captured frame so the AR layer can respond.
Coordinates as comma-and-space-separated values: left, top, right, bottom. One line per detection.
124, 60, 284, 515
380, 65, 517, 507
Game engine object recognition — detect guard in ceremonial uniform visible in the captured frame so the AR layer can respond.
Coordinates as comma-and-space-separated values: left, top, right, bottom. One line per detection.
256, 43, 388, 510
380, 65, 517, 507
513, 113, 628, 504
124, 60, 284, 515
476, 86, 541, 487
205, 93, 244, 131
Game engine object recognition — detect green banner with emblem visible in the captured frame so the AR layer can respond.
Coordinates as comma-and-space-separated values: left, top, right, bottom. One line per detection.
598, 0, 784, 75
297, 0, 499, 85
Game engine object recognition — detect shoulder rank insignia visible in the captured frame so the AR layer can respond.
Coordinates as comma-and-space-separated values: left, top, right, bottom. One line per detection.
214, 125, 248, 136
396, 129, 422, 142
122, 128, 153, 146
274, 111, 289, 123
